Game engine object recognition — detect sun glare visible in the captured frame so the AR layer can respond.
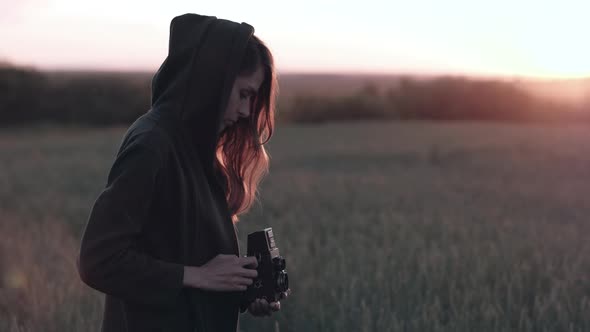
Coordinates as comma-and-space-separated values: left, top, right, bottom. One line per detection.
507, 3, 590, 79
516, 33, 590, 79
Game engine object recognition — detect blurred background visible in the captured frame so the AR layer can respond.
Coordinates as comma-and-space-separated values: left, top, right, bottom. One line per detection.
1, 1, 589, 331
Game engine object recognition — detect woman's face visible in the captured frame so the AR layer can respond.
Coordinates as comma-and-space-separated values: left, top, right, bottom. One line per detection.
219, 65, 265, 134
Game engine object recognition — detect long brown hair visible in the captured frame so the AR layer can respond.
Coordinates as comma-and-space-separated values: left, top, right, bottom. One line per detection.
215, 35, 277, 223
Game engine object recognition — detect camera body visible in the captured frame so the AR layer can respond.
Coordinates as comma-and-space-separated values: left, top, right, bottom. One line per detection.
243, 228, 289, 305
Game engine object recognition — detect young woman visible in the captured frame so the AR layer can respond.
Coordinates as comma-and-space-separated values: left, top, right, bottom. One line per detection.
77, 13, 289, 332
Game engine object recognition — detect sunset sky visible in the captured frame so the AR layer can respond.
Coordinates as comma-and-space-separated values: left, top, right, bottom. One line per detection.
1, 0, 589, 78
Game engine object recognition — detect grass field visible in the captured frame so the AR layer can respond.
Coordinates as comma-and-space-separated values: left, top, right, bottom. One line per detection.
1, 121, 589, 331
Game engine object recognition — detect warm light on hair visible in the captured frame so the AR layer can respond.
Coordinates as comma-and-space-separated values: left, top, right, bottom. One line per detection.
215, 35, 277, 223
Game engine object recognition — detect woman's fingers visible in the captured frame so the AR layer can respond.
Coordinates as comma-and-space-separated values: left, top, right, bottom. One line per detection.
220, 277, 253, 291
249, 299, 263, 316
248, 301, 256, 314
248, 296, 287, 317
249, 299, 276, 316
193, 254, 262, 292
270, 301, 280, 311
234, 277, 254, 287
237, 268, 258, 279
279, 289, 291, 300
260, 299, 272, 316
240, 256, 258, 269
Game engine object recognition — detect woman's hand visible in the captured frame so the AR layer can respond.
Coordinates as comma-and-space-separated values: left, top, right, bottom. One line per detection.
248, 290, 291, 317
183, 254, 258, 291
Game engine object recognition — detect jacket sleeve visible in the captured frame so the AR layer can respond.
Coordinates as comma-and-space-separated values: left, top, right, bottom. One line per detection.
77, 138, 184, 307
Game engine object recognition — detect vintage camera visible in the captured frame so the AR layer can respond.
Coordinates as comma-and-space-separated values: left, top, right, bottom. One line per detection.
243, 228, 289, 305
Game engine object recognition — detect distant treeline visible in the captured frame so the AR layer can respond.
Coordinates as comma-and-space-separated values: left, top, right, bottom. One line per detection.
283, 78, 590, 123
0, 65, 151, 126
1, 65, 588, 126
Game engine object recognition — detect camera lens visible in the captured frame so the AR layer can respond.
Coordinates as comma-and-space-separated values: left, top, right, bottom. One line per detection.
275, 271, 289, 292
272, 257, 286, 271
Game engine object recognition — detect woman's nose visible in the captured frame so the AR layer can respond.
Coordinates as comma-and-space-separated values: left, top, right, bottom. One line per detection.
238, 105, 251, 118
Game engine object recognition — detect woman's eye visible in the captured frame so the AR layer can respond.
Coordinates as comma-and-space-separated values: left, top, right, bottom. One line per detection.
240, 92, 249, 100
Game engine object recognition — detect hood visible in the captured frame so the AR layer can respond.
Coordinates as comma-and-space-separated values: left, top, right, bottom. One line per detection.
150, 13, 254, 171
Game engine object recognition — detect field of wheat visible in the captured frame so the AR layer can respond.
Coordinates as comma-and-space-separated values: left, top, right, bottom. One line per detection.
1, 121, 589, 332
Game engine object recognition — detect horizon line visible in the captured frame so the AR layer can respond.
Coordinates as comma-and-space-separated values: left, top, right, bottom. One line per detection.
2, 61, 589, 82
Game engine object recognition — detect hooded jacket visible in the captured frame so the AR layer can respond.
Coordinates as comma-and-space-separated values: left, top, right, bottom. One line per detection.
77, 13, 255, 332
